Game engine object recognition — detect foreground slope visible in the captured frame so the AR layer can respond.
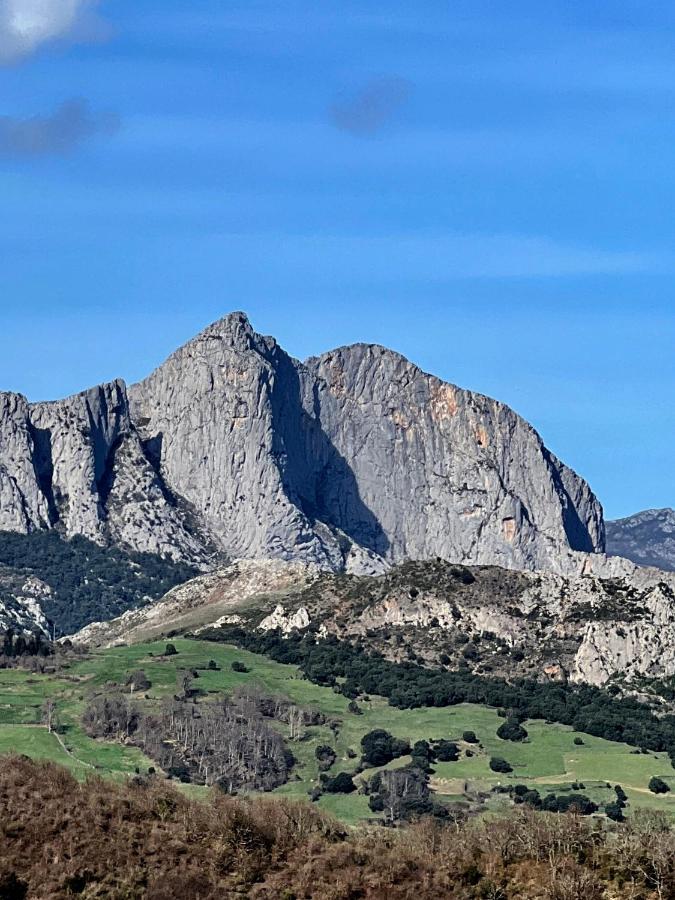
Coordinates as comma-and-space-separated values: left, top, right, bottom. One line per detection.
0, 312, 605, 575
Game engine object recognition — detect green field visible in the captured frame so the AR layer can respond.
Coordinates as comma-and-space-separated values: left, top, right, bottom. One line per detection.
0, 638, 674, 824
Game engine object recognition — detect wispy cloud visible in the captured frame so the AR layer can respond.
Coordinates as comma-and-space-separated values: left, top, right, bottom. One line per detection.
0, 99, 119, 157
330, 77, 412, 137
0, 0, 102, 63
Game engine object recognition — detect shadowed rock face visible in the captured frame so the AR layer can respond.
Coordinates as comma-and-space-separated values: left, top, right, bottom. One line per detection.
607, 509, 675, 571
0, 312, 605, 573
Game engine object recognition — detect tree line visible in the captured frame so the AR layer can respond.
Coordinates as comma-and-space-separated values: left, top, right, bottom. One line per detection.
197, 626, 675, 763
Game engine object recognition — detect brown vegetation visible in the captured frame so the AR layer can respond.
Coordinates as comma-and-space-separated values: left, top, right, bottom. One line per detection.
1, 756, 675, 898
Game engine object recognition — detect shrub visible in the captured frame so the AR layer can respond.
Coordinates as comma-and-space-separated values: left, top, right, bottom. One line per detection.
649, 776, 670, 795
489, 757, 513, 774
231, 661, 249, 673
574, 737, 584, 746
323, 772, 356, 794
496, 719, 528, 742
164, 644, 178, 657
462, 731, 478, 744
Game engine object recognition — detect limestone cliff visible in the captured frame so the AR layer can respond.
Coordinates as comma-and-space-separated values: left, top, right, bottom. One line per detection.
1, 312, 605, 574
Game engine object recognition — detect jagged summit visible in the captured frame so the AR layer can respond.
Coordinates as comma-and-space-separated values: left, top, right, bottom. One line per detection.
0, 312, 605, 575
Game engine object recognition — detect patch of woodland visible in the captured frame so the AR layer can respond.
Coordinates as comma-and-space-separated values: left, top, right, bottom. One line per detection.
0, 531, 198, 632
197, 628, 675, 765
81, 681, 329, 792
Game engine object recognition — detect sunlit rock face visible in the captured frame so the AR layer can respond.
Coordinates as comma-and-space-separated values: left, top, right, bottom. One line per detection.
0, 312, 604, 574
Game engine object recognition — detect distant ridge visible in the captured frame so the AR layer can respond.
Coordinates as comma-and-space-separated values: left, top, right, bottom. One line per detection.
606, 508, 675, 571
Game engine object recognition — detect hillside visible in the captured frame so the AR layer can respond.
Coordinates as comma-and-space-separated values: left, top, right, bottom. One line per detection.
3, 754, 675, 899
0, 312, 604, 576
2, 637, 675, 827
75, 557, 675, 688
607, 509, 675, 571
0, 531, 198, 633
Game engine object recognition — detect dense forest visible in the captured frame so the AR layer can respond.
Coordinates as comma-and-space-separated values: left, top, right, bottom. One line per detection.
199, 627, 675, 763
1, 755, 675, 898
0, 531, 198, 633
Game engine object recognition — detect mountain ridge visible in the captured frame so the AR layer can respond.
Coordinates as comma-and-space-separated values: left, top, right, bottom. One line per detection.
1, 311, 605, 579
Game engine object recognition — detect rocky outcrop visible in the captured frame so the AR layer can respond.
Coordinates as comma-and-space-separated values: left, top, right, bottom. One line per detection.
0, 312, 606, 574
73, 558, 316, 647
0, 382, 206, 562
72, 556, 675, 688
606, 509, 675, 572
0, 567, 52, 635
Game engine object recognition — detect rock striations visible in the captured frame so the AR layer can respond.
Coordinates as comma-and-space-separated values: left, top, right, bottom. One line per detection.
1, 312, 605, 574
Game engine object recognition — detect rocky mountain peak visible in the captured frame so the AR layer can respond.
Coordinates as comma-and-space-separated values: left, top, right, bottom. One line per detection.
0, 312, 607, 576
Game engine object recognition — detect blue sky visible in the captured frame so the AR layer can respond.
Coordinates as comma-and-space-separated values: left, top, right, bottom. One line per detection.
0, 0, 673, 519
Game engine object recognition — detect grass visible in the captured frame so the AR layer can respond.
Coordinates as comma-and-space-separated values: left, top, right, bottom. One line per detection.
0, 638, 674, 823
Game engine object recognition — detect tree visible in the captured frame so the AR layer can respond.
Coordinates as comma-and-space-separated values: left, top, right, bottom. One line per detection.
42, 699, 58, 734
434, 740, 459, 762
574, 737, 584, 746
605, 801, 625, 822
462, 731, 478, 744
361, 730, 410, 767
323, 772, 356, 794
164, 644, 178, 657
231, 661, 249, 673
127, 670, 151, 693
649, 776, 670, 795
489, 757, 513, 774
496, 718, 528, 742
315, 745, 337, 772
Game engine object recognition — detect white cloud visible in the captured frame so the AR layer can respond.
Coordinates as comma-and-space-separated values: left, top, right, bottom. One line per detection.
0, 0, 96, 62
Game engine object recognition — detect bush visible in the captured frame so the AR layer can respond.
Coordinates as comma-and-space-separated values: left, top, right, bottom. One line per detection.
207, 660, 219, 671
164, 644, 178, 657
231, 661, 249, 673
315, 745, 337, 772
496, 719, 528, 742
489, 757, 513, 774
361, 730, 410, 768
462, 731, 478, 744
574, 737, 584, 746
649, 776, 670, 795
323, 772, 356, 794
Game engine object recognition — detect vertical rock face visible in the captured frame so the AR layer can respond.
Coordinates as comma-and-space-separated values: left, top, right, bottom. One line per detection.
0, 381, 204, 562
301, 344, 605, 571
0, 312, 605, 572
0, 392, 50, 533
127, 313, 604, 571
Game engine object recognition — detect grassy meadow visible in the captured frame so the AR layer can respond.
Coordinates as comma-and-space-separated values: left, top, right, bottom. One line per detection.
0, 637, 673, 824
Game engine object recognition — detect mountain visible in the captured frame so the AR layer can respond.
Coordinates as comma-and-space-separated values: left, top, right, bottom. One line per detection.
0, 312, 604, 575
606, 509, 675, 572
75, 555, 675, 688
